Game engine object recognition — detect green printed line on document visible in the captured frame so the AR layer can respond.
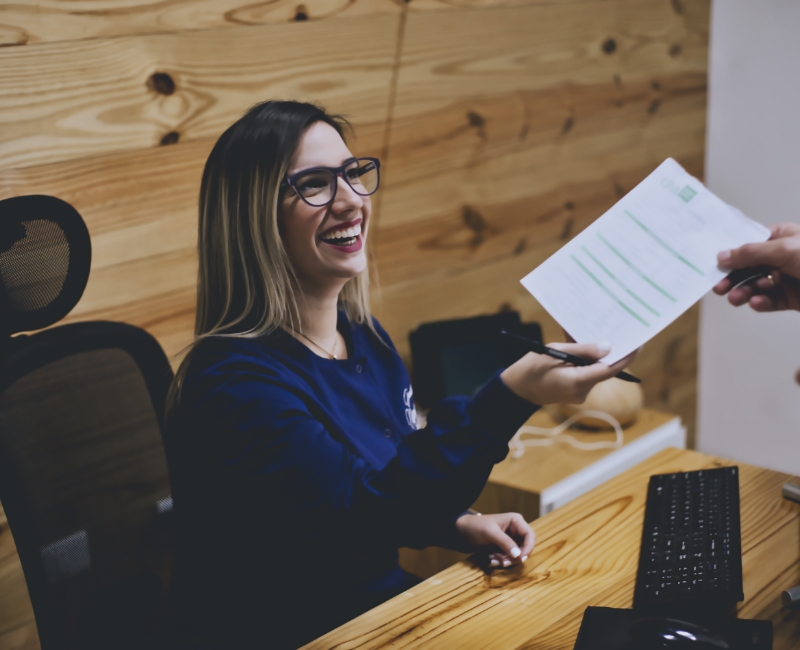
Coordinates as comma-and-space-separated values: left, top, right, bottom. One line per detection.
624, 210, 705, 276
597, 233, 677, 303
581, 246, 660, 317
570, 254, 649, 327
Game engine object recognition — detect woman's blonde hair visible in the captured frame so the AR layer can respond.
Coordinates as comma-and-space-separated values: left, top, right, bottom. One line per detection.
169, 100, 375, 409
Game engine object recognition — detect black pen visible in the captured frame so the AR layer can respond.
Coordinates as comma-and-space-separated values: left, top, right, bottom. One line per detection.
501, 330, 641, 383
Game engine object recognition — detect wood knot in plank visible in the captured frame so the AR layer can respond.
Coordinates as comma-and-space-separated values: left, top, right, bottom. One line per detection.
419, 207, 498, 251
560, 217, 574, 241
466, 111, 486, 139
669, 43, 682, 58
561, 116, 574, 134
467, 110, 486, 128
463, 205, 487, 231
0, 26, 29, 47
160, 131, 180, 146
147, 72, 176, 96
663, 336, 683, 375
513, 238, 526, 256
294, 5, 309, 20
648, 98, 661, 115
463, 206, 497, 248
670, 0, 684, 14
602, 38, 617, 55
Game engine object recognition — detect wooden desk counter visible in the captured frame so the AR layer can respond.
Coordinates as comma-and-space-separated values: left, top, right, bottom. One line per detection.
305, 448, 800, 649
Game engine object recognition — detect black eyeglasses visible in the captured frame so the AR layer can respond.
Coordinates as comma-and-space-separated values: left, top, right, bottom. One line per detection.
281, 157, 381, 208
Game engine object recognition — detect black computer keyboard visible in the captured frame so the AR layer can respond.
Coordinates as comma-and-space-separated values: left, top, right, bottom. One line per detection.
633, 466, 744, 614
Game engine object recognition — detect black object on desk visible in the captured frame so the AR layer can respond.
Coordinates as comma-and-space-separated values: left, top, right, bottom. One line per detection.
633, 466, 744, 616
573, 607, 772, 650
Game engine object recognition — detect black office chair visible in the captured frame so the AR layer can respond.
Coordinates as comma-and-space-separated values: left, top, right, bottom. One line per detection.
0, 195, 175, 650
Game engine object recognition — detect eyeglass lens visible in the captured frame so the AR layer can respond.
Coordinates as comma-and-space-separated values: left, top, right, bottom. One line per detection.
293, 159, 379, 207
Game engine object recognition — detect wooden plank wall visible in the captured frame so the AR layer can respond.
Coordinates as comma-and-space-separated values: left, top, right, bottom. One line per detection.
0, 1, 709, 647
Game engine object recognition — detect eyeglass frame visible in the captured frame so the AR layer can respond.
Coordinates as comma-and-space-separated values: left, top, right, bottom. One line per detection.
280, 157, 381, 208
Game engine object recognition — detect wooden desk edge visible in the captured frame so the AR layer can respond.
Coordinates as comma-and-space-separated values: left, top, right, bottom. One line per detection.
303, 448, 800, 650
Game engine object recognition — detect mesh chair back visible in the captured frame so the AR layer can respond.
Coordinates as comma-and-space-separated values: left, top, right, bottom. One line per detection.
0, 195, 91, 336
0, 196, 175, 649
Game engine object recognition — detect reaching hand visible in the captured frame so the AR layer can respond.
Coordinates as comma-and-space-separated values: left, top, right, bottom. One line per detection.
500, 342, 637, 406
713, 222, 800, 312
455, 512, 535, 568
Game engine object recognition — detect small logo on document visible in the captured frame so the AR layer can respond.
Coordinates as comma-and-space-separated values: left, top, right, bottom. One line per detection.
403, 386, 417, 429
678, 186, 697, 202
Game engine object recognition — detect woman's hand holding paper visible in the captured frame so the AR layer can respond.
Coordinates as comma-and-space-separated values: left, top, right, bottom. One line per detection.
500, 342, 637, 406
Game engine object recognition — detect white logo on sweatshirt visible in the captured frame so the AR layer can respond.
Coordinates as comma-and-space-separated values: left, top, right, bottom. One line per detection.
403, 386, 417, 429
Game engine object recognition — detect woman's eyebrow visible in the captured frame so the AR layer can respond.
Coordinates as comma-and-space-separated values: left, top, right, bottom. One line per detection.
289, 156, 357, 175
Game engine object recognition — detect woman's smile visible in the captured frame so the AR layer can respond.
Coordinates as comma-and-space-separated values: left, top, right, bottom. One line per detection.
318, 218, 363, 253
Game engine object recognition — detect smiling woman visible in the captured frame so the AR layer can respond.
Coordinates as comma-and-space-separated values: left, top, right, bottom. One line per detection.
162, 100, 635, 649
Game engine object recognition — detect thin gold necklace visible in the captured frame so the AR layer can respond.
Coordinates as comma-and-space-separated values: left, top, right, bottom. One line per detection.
294, 330, 339, 360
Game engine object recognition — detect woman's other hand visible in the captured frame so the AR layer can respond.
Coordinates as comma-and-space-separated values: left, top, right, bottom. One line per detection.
454, 512, 534, 567
499, 343, 636, 406
713, 222, 800, 312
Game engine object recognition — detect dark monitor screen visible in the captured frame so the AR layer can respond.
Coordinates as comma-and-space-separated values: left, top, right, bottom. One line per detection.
440, 339, 519, 398
409, 312, 542, 408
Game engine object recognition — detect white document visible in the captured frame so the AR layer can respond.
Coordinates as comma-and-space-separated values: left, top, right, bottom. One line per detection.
520, 158, 771, 365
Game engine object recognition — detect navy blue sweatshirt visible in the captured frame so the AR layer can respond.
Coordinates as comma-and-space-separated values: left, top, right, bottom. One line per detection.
165, 314, 537, 649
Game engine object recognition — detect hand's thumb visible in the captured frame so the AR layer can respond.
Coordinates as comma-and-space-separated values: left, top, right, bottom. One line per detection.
718, 241, 780, 270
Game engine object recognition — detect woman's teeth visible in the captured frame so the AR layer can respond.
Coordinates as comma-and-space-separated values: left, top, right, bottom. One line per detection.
320, 224, 361, 246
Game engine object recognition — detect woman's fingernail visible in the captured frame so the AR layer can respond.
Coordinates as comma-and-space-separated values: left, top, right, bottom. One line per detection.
718, 250, 731, 263
522, 555, 528, 562
510, 547, 521, 558
597, 341, 612, 353
503, 559, 511, 567
490, 559, 499, 567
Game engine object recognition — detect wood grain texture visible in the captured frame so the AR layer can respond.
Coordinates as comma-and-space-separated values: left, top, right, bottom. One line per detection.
306, 449, 800, 649
0, 13, 398, 171
0, 0, 400, 48
0, 0, 710, 48
372, 0, 709, 445
387, 0, 709, 122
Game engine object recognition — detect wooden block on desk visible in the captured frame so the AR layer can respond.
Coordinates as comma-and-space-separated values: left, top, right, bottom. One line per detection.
476, 407, 685, 521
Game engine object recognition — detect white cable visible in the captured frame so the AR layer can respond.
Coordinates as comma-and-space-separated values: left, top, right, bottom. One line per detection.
509, 409, 624, 459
